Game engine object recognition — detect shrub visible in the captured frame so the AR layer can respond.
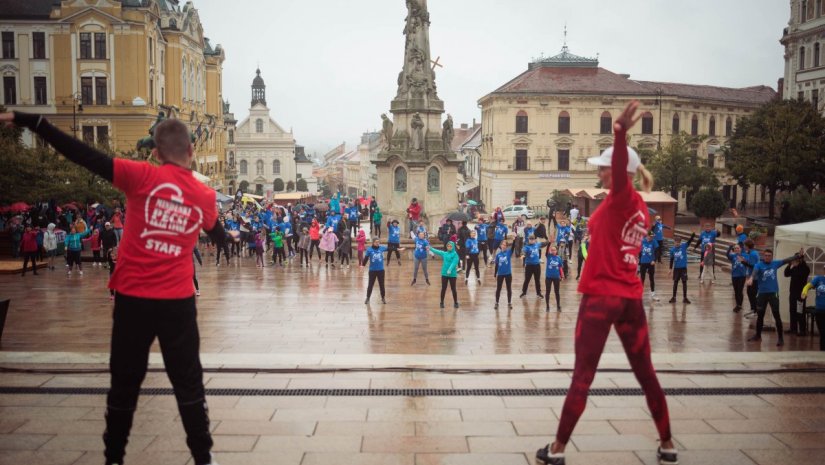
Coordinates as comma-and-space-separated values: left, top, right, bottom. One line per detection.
689, 188, 727, 219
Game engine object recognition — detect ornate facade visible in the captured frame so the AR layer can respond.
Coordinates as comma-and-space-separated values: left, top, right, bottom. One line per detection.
0, 0, 228, 190
233, 68, 315, 196
478, 45, 777, 211
781, 0, 825, 111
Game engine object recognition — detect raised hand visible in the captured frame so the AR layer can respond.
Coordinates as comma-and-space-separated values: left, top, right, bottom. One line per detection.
614, 100, 642, 133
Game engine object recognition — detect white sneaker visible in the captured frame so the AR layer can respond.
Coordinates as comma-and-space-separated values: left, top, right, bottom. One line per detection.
196, 290, 200, 296
651, 291, 660, 301
79, 270, 83, 275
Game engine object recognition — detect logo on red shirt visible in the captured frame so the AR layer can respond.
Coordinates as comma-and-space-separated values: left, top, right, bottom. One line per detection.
140, 183, 204, 257
620, 210, 647, 265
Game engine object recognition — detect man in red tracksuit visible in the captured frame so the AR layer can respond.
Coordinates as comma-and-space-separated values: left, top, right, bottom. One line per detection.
406, 198, 422, 235
2, 111, 226, 465
20, 225, 40, 276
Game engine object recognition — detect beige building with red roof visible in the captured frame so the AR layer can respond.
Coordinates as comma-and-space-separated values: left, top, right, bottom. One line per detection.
477, 45, 777, 212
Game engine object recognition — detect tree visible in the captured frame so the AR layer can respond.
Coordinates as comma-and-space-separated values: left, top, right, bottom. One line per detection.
273, 178, 285, 192
783, 186, 825, 224
297, 178, 308, 192
238, 180, 249, 193
726, 98, 825, 219
286, 180, 295, 191
645, 132, 717, 212
689, 188, 727, 219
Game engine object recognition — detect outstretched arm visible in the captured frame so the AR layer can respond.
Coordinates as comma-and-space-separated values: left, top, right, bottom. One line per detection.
611, 101, 642, 195
3, 112, 113, 181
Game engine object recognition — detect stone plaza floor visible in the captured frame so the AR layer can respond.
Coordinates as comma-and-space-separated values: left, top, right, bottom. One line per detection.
1, 256, 824, 464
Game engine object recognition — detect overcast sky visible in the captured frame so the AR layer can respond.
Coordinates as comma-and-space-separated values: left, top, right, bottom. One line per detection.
193, 0, 789, 159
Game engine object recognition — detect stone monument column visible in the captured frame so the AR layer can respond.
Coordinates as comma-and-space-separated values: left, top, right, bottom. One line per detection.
373, 0, 463, 234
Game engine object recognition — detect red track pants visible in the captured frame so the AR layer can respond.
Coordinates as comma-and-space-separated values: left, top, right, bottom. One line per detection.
556, 294, 671, 445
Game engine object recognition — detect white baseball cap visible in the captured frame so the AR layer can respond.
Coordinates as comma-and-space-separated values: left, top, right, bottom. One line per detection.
587, 146, 641, 173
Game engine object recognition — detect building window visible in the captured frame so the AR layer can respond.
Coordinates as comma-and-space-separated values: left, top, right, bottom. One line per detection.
228, 129, 234, 144
814, 89, 820, 110
32, 32, 45, 59
708, 116, 716, 136
94, 33, 106, 59
33, 76, 47, 105
600, 111, 612, 134
181, 60, 187, 100
394, 166, 407, 192
2, 32, 14, 59
803, 0, 809, 21
800, 46, 806, 71
148, 37, 154, 65
96, 126, 108, 145
817, 43, 822, 68
160, 50, 165, 73
427, 166, 440, 192
672, 113, 680, 134
95, 77, 107, 105
3, 76, 15, 105
273, 159, 281, 174
515, 149, 528, 171
708, 153, 715, 168
255, 118, 263, 133
799, 91, 805, 101
691, 115, 699, 135
641, 112, 654, 134
228, 151, 235, 168
239, 159, 247, 174
80, 77, 93, 104
558, 149, 570, 171
82, 126, 95, 144
819, 0, 823, 17
149, 78, 153, 105
558, 111, 570, 134
515, 110, 528, 133
256, 159, 264, 175
80, 33, 94, 59
515, 191, 528, 205
725, 117, 733, 136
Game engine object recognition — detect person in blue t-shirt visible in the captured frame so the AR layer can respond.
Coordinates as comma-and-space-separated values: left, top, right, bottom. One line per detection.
464, 230, 481, 284
411, 231, 431, 286
727, 244, 750, 313
346, 203, 360, 238
475, 218, 490, 264
544, 245, 566, 312
639, 231, 660, 301
743, 239, 761, 314
745, 248, 803, 346
651, 215, 671, 264
802, 268, 825, 350
668, 232, 695, 304
520, 235, 548, 299
696, 223, 720, 278
386, 219, 402, 265
493, 240, 515, 309
491, 219, 509, 262
362, 238, 389, 304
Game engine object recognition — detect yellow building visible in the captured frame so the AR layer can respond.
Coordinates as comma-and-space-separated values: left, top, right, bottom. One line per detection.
0, 0, 228, 191
477, 45, 777, 211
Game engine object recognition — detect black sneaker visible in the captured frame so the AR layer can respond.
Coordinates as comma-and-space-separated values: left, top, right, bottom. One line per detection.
776, 338, 784, 347
668, 297, 676, 303
519, 293, 526, 298
546, 305, 550, 312
557, 306, 562, 312
508, 302, 513, 309
364, 298, 369, 305
536, 444, 565, 465
440, 302, 445, 309
733, 306, 741, 313
657, 446, 679, 465
411, 279, 416, 286
426, 279, 430, 285
494, 302, 499, 309
453, 302, 459, 309
683, 298, 691, 304
747, 335, 761, 342
381, 298, 386, 304
537, 293, 544, 299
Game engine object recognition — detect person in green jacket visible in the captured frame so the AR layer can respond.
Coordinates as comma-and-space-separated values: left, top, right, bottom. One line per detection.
430, 241, 460, 309
269, 226, 286, 266
372, 207, 383, 238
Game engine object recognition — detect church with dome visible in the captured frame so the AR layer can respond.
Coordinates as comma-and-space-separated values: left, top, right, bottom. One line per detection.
231, 68, 317, 196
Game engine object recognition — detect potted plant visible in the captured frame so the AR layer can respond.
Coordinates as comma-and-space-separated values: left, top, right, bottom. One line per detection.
749, 225, 767, 247
689, 188, 727, 230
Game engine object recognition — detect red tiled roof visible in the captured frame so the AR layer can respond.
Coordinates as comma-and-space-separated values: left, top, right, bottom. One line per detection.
493, 67, 652, 95
451, 124, 480, 152
635, 81, 777, 105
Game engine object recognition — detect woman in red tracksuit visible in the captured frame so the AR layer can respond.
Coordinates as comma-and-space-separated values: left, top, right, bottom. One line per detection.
535, 101, 676, 465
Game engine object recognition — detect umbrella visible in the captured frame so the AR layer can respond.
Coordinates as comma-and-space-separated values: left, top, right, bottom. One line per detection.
9, 201, 31, 212
466, 199, 478, 206
444, 211, 471, 223
61, 203, 79, 211
648, 207, 658, 216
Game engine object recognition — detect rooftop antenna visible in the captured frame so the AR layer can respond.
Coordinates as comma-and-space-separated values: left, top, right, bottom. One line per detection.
562, 22, 568, 53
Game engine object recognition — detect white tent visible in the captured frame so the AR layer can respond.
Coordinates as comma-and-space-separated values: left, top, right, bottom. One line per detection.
773, 219, 825, 322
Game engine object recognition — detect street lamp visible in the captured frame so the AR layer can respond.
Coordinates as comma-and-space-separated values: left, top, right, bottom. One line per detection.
69, 92, 83, 138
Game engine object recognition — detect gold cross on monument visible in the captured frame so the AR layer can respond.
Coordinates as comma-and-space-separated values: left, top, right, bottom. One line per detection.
431, 56, 443, 71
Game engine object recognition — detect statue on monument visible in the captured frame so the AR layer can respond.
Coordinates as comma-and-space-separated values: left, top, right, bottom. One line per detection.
381, 114, 394, 148
442, 114, 454, 151
410, 113, 424, 151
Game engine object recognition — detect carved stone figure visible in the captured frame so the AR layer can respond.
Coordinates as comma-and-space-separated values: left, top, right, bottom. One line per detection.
410, 113, 424, 151
381, 114, 394, 147
442, 114, 454, 151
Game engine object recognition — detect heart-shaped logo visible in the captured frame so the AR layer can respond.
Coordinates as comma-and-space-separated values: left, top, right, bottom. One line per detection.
141, 183, 204, 239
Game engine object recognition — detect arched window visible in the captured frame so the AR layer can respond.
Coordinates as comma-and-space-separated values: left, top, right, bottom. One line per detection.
196, 68, 201, 102
239, 159, 247, 174
641, 112, 654, 134
181, 59, 187, 100
256, 159, 264, 175
515, 110, 528, 133
273, 159, 281, 174
691, 114, 699, 135
725, 117, 733, 137
189, 61, 194, 102
816, 43, 821, 67
800, 46, 806, 71
672, 113, 680, 134
255, 119, 263, 133
708, 116, 716, 136
394, 166, 407, 192
558, 111, 570, 134
600, 111, 612, 134
228, 151, 235, 168
803, 0, 809, 21
427, 166, 440, 192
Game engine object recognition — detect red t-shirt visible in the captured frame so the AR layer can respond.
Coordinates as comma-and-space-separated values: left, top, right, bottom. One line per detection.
577, 128, 649, 300
109, 159, 217, 299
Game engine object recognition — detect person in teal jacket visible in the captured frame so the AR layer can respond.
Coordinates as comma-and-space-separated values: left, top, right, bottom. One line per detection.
65, 225, 92, 275
430, 241, 460, 309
